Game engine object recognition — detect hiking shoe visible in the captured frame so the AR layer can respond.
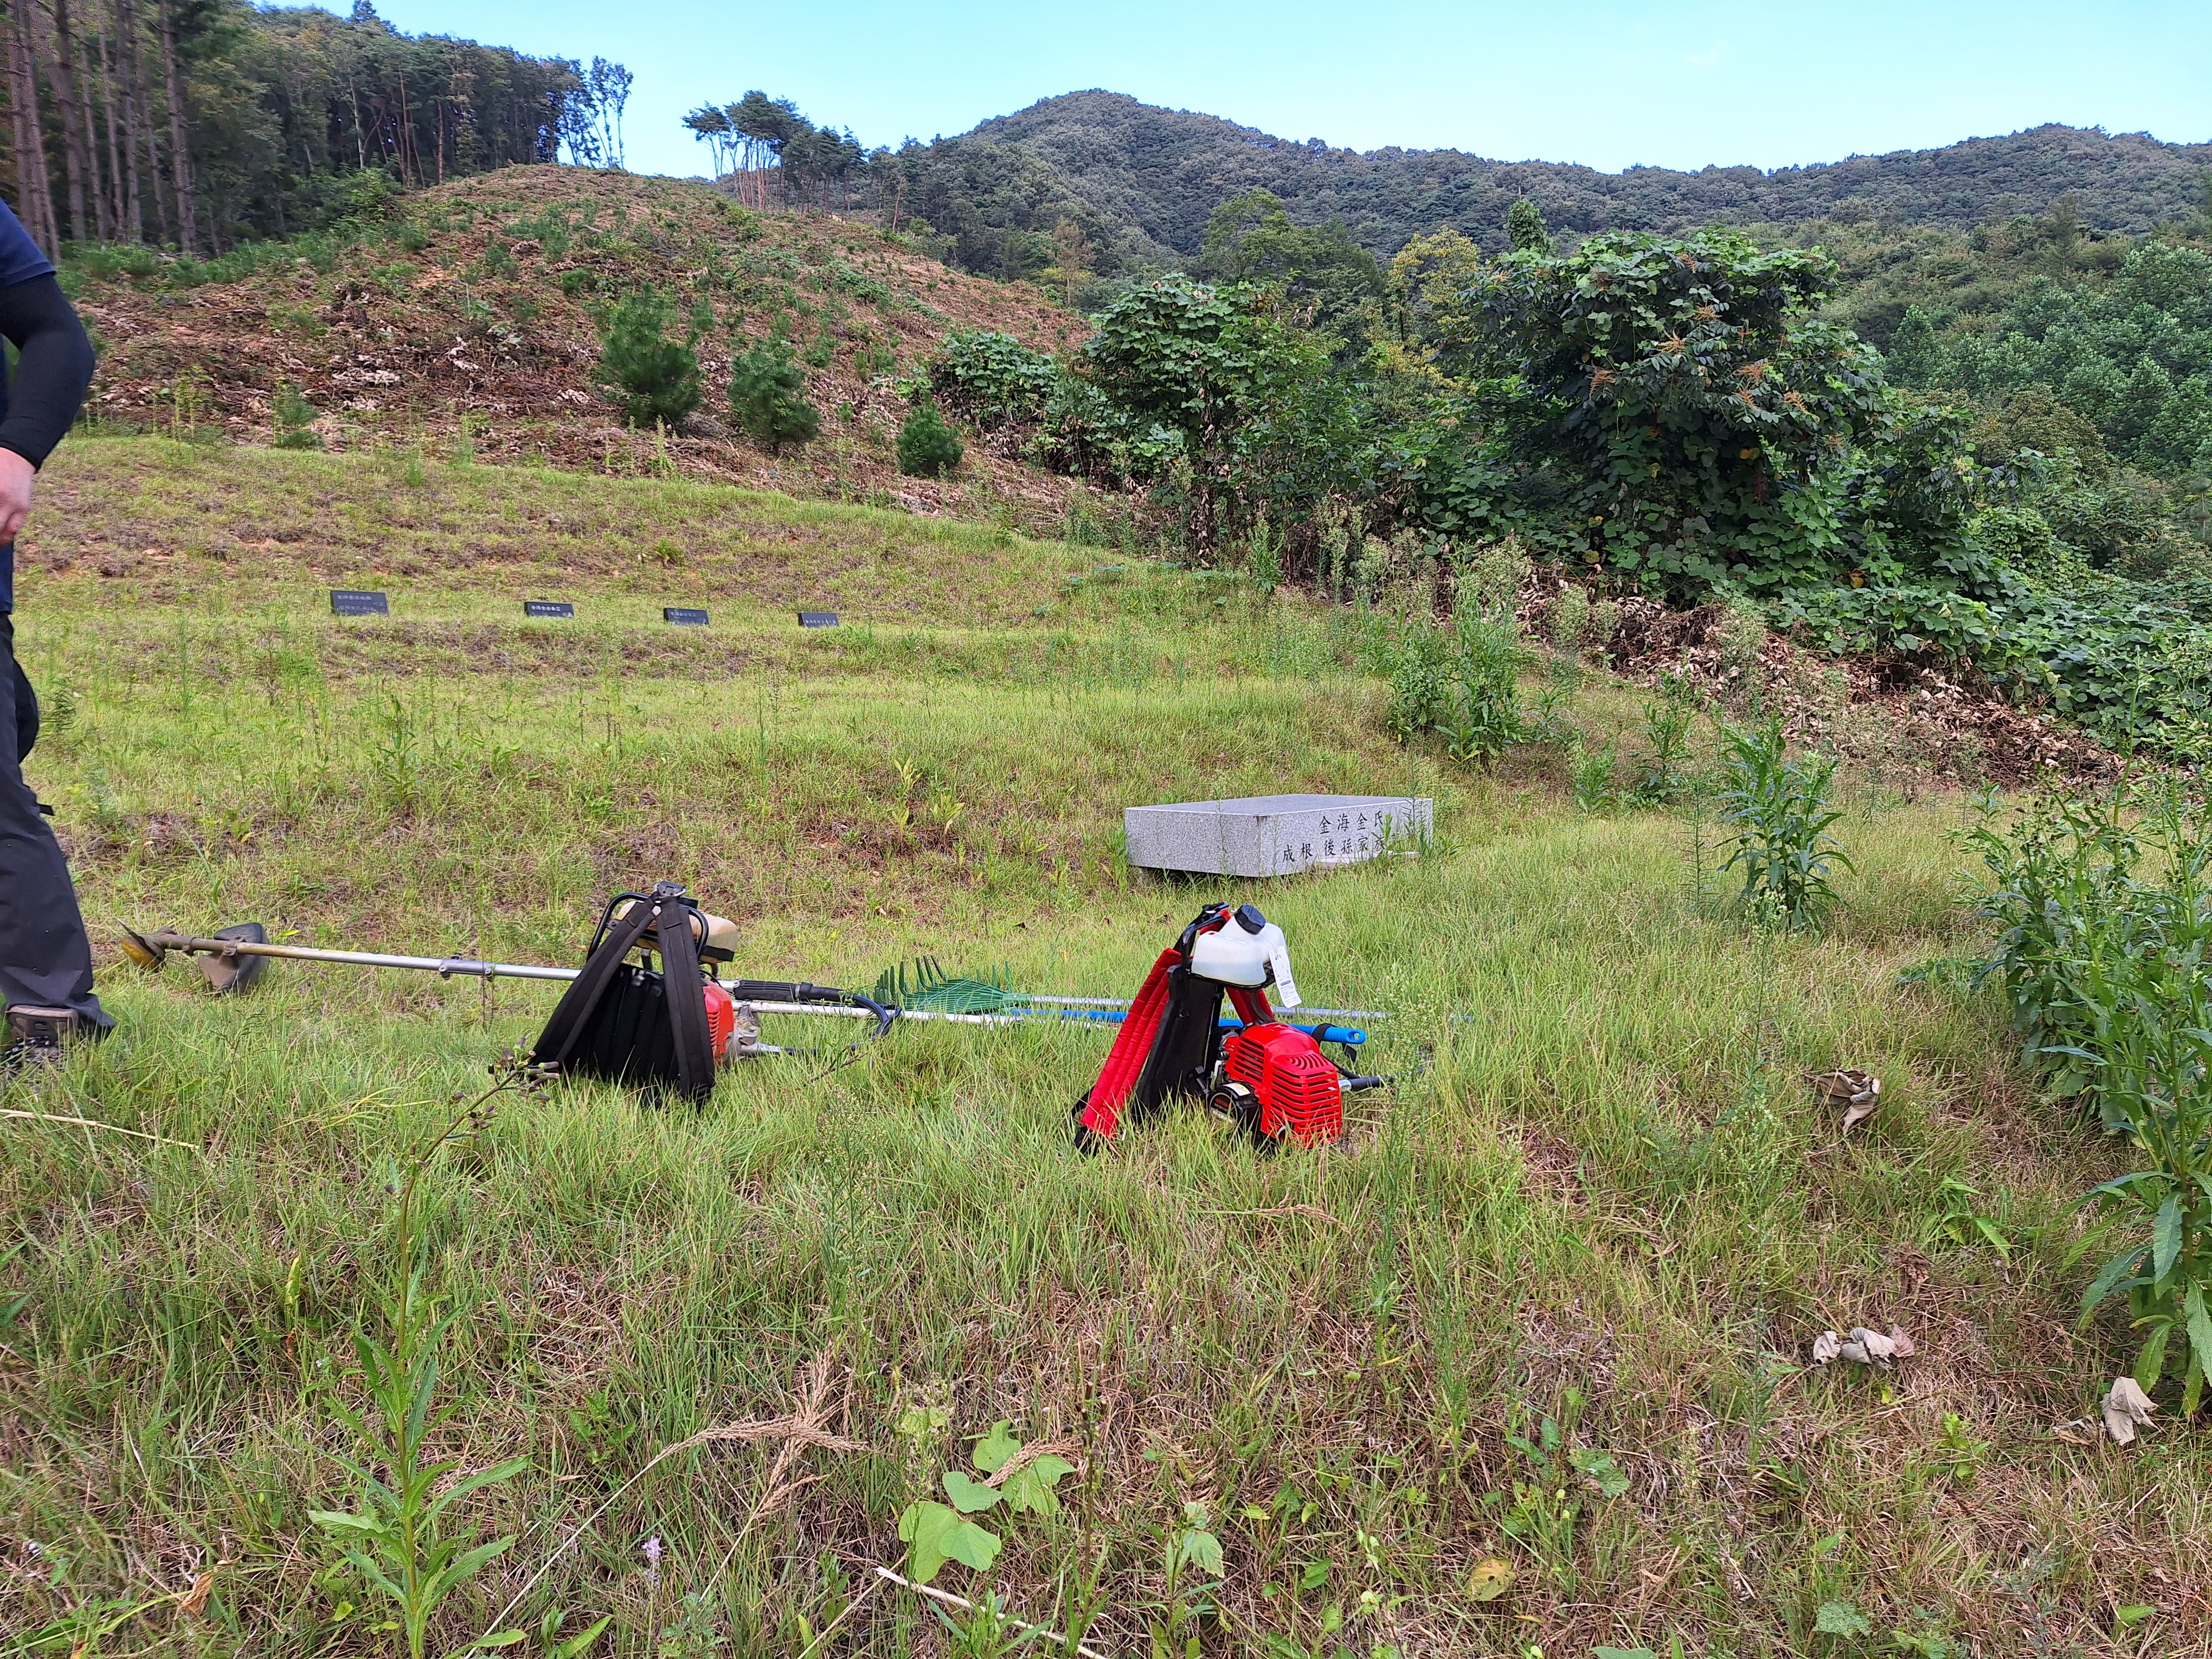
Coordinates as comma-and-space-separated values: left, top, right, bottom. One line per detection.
2, 1006, 109, 1083
0, 1039, 59, 1081
7, 1005, 95, 1050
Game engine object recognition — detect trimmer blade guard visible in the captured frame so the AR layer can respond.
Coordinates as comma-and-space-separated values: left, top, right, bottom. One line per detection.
196, 923, 271, 995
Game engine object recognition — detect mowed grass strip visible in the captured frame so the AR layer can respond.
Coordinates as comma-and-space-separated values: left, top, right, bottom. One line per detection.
22, 438, 1155, 627
3, 443, 2206, 1657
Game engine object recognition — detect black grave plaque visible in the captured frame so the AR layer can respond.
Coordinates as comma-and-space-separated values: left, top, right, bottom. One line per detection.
663, 607, 710, 627
523, 600, 576, 619
798, 611, 840, 628
330, 589, 390, 617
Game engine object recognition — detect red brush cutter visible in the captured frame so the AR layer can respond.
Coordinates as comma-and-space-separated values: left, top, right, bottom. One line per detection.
1074, 903, 1381, 1150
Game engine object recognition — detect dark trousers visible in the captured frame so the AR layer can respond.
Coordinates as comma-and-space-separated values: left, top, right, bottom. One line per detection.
1, 608, 108, 1024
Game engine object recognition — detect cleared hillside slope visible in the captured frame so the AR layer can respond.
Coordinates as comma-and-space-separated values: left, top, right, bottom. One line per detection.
68, 166, 1103, 535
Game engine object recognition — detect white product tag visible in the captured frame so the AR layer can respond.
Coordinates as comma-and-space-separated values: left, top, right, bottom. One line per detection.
1267, 941, 1302, 1008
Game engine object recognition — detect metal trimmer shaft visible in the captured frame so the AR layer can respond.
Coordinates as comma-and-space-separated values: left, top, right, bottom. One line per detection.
129, 928, 582, 983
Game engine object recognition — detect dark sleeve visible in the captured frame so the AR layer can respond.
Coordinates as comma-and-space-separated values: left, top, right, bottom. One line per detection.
0, 275, 95, 469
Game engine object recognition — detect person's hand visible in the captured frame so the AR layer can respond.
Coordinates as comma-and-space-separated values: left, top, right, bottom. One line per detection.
0, 447, 33, 544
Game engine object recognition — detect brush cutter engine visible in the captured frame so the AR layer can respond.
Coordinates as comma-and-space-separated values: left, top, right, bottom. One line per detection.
1074, 903, 1375, 1150
1216, 1021, 1345, 1146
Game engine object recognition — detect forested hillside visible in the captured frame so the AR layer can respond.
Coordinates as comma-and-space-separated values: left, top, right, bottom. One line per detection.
21, 48, 2212, 759
884, 90, 2212, 279
0, 0, 622, 255
1777, 205, 2212, 493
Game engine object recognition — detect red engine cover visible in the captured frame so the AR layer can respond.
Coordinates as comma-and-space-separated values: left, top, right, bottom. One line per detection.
704, 980, 736, 1063
1223, 1023, 1343, 1146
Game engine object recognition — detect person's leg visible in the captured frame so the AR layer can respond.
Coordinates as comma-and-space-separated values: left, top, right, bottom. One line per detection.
12, 647, 34, 762
0, 610, 108, 1028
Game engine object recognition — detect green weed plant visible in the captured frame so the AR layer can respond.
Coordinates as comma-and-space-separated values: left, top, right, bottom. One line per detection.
1714, 718, 1852, 931
1385, 617, 1561, 763
1973, 785, 2212, 1412
310, 1054, 553, 1659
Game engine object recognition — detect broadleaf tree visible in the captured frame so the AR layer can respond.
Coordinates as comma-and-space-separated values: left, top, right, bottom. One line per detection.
1082, 275, 1343, 557
1404, 229, 1976, 595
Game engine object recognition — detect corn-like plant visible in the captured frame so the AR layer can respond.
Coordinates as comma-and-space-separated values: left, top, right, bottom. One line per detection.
1568, 734, 1619, 812
1713, 718, 1851, 931
1972, 785, 2212, 1412
312, 1052, 554, 1659
1968, 787, 2146, 1120
1629, 672, 1700, 805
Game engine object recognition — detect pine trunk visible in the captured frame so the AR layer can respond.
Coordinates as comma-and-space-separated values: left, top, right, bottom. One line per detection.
9, 8, 61, 253
155, 0, 188, 252
43, 0, 92, 242
115, 0, 143, 240
96, 0, 126, 238
396, 70, 412, 184
70, 1, 108, 238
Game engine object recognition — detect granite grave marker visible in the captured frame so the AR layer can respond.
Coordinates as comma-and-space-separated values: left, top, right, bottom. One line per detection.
1124, 793, 1433, 878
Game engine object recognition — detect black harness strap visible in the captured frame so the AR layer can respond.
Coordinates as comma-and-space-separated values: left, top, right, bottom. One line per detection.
530, 886, 717, 1103
530, 895, 659, 1074
654, 896, 716, 1103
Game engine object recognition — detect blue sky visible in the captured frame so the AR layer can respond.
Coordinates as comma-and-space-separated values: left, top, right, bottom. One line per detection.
351, 0, 2212, 179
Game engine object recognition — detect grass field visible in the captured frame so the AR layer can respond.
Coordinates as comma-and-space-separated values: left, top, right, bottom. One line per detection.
4, 440, 2205, 1658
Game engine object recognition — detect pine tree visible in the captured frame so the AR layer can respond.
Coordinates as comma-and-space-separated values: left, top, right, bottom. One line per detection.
595, 290, 703, 429
727, 334, 820, 450
1506, 198, 1552, 255
896, 396, 962, 478
273, 381, 321, 449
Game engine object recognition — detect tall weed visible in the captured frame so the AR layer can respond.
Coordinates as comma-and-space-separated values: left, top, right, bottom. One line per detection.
1385, 617, 1559, 762
1714, 719, 1851, 931
1972, 785, 2212, 1411
1632, 673, 1700, 805
312, 1055, 552, 1659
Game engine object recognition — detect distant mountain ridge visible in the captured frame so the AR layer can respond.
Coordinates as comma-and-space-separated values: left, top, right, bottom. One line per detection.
930, 91, 2210, 265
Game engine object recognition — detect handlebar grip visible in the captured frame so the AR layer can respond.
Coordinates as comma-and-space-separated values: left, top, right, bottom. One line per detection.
726, 980, 850, 1005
